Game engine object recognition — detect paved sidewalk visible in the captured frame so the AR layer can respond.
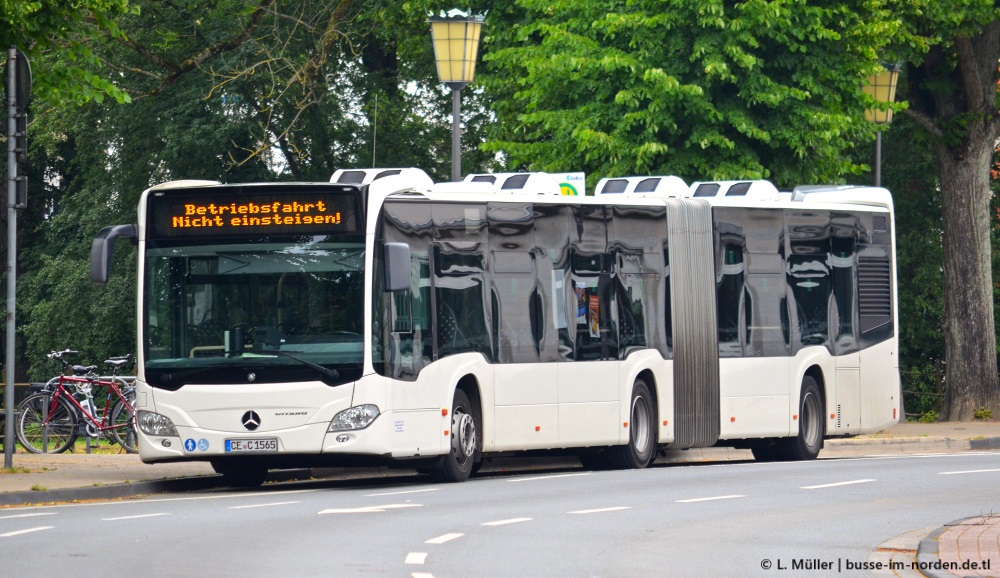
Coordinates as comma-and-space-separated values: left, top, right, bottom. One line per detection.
917, 515, 1000, 578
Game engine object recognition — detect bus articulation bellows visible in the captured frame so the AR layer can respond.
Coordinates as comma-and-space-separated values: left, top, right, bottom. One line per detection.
91, 169, 899, 486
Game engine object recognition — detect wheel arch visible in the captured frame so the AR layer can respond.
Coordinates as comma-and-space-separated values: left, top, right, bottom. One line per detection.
803, 365, 827, 416
802, 364, 828, 442
455, 373, 483, 452
636, 368, 659, 423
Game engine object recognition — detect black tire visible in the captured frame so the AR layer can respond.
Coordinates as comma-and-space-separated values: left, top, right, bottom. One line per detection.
16, 393, 78, 454
110, 399, 138, 453
430, 389, 479, 483
211, 460, 269, 488
606, 379, 657, 469
781, 376, 824, 460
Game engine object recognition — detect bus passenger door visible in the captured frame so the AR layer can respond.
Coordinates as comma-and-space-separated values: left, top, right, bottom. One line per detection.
491, 250, 558, 450
558, 206, 620, 447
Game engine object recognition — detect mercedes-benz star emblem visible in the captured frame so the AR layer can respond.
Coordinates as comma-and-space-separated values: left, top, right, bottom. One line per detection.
241, 411, 261, 431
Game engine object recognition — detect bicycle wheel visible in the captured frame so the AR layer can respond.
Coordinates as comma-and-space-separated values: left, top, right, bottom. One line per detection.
16, 393, 78, 454
110, 399, 138, 453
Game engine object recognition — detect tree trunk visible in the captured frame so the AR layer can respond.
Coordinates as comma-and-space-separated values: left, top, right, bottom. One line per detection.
937, 141, 1000, 420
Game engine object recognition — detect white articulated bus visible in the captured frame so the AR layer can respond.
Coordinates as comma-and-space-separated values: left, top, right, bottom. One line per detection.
91, 169, 899, 486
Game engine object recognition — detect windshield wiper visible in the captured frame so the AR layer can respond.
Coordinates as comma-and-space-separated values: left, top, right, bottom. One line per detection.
258, 350, 340, 380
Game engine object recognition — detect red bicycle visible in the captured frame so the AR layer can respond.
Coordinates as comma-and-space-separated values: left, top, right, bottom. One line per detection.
15, 350, 137, 454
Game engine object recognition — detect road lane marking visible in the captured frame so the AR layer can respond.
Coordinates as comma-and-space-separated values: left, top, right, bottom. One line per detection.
482, 517, 532, 526
801, 479, 876, 490
102, 513, 170, 521
405, 552, 428, 565
228, 501, 301, 510
1, 526, 54, 537
318, 503, 423, 515
676, 495, 745, 503
411, 573, 436, 578
365, 488, 439, 497
507, 473, 590, 483
425, 533, 464, 544
938, 468, 1000, 475
568, 506, 631, 514
0, 512, 57, 520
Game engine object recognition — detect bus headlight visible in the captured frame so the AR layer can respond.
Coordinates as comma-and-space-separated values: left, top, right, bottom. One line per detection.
329, 404, 380, 432
137, 410, 179, 437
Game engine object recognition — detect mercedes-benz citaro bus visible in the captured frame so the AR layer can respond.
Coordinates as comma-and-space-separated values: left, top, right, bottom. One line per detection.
90, 169, 899, 487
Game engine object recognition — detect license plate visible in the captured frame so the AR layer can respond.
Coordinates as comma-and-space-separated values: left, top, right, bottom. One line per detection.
225, 438, 278, 453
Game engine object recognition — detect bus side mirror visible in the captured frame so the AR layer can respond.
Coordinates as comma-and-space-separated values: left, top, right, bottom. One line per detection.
384, 242, 410, 292
91, 224, 138, 284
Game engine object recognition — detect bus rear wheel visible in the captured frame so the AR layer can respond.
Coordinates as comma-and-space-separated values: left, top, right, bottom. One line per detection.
607, 378, 657, 469
430, 389, 479, 483
782, 376, 824, 461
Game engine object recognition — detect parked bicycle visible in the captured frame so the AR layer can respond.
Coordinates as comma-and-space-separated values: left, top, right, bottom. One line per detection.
15, 350, 137, 454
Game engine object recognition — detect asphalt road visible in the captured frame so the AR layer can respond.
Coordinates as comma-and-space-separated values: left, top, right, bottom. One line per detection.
1, 451, 997, 577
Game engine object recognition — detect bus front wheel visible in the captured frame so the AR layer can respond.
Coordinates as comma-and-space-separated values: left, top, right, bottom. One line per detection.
430, 389, 479, 483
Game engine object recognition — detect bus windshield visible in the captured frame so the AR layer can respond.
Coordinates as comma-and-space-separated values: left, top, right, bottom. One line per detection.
143, 236, 365, 388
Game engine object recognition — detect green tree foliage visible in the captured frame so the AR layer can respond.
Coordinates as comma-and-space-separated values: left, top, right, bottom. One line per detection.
481, 0, 898, 187
7, 0, 497, 378
0, 0, 137, 105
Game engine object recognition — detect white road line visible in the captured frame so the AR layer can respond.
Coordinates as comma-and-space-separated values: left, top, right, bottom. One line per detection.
318, 503, 423, 515
676, 495, 746, 503
365, 488, 439, 497
801, 479, 876, 490
481, 517, 533, 526
405, 552, 428, 565
425, 532, 464, 544
411, 573, 436, 578
102, 513, 170, 521
0, 512, 57, 520
228, 501, 301, 510
568, 506, 631, 515
507, 473, 590, 483
1, 526, 54, 538
939, 468, 1000, 475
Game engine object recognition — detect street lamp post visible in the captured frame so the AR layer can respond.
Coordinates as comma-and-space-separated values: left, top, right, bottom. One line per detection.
862, 62, 902, 187
428, 9, 485, 182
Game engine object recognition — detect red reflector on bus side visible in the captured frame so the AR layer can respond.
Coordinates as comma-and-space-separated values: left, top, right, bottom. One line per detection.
444, 430, 449, 436
831, 413, 836, 419
624, 422, 628, 428
893, 408, 897, 419
535, 426, 540, 431
793, 414, 798, 420
442, 409, 448, 416
663, 420, 668, 426
730, 417, 735, 422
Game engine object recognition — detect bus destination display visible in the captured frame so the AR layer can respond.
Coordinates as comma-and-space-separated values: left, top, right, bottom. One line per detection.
149, 188, 361, 237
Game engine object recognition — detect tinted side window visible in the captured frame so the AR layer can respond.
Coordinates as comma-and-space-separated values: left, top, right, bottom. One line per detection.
533, 204, 573, 361
432, 203, 491, 360
613, 205, 668, 359
378, 200, 434, 379
786, 210, 832, 351
830, 212, 860, 354
743, 209, 788, 356
570, 206, 617, 361
713, 208, 745, 357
